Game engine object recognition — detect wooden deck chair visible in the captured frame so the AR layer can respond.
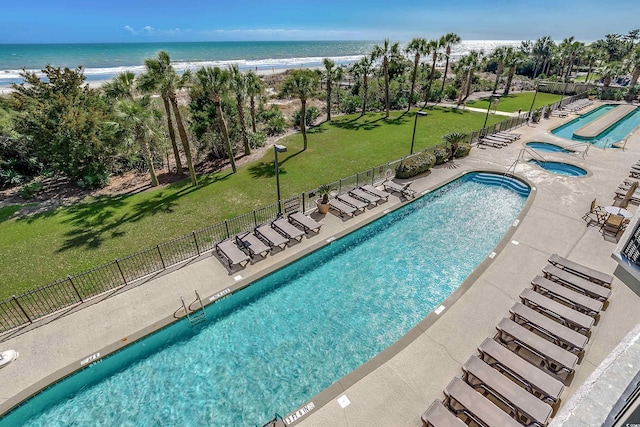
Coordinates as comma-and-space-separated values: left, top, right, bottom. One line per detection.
581, 198, 606, 226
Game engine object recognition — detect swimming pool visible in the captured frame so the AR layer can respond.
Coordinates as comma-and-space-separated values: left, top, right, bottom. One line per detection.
526, 142, 575, 153
552, 104, 640, 148
0, 173, 530, 426
528, 160, 587, 177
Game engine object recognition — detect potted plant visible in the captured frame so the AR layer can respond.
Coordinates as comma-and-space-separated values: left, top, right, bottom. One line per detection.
316, 184, 331, 214
531, 110, 542, 123
543, 105, 552, 119
587, 87, 598, 100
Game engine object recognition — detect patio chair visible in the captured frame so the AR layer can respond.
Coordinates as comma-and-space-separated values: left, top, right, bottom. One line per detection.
477, 338, 564, 404
337, 193, 367, 211
383, 180, 416, 199
329, 197, 357, 218
215, 239, 251, 269
495, 318, 578, 376
360, 184, 390, 201
421, 400, 466, 427
581, 199, 606, 226
520, 288, 594, 334
462, 354, 553, 426
272, 218, 305, 241
255, 224, 289, 249
548, 253, 613, 287
531, 275, 603, 317
478, 138, 505, 148
288, 212, 322, 234
542, 264, 611, 302
349, 188, 380, 205
235, 231, 271, 259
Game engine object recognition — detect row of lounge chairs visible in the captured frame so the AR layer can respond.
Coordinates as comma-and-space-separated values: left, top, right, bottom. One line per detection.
478, 132, 521, 149
214, 212, 322, 269
560, 99, 593, 113
327, 181, 415, 218
422, 254, 612, 427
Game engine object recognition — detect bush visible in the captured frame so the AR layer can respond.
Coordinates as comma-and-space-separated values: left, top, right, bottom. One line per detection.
432, 147, 450, 165
341, 96, 361, 114
293, 106, 320, 127
18, 181, 41, 199
248, 131, 267, 149
395, 151, 435, 179
77, 172, 109, 189
443, 85, 458, 101
454, 142, 472, 158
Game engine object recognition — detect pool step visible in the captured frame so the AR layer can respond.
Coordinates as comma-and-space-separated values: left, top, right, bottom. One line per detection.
472, 173, 530, 196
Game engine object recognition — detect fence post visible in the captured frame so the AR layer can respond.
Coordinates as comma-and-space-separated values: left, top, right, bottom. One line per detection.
224, 220, 230, 237
157, 245, 166, 269
193, 231, 200, 255
12, 295, 32, 324
253, 211, 258, 227
115, 259, 127, 285
67, 275, 84, 303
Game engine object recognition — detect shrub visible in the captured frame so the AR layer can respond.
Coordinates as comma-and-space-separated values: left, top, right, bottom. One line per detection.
77, 172, 109, 189
432, 147, 450, 165
293, 106, 320, 127
454, 142, 472, 158
341, 95, 361, 114
443, 85, 458, 101
395, 151, 435, 179
248, 131, 267, 149
18, 181, 41, 199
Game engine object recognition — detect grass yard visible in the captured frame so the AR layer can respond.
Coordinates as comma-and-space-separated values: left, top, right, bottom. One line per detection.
466, 92, 563, 113
0, 106, 506, 299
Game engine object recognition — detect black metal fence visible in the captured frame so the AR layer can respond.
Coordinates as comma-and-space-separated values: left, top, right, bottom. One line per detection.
0, 103, 544, 335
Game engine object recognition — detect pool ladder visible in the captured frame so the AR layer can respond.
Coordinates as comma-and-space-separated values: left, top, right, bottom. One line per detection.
181, 290, 206, 327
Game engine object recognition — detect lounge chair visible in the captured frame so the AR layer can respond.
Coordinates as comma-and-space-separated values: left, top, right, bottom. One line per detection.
383, 180, 416, 199
462, 355, 553, 426
421, 400, 466, 427
215, 239, 251, 268
272, 218, 305, 241
495, 317, 578, 375
349, 188, 380, 205
520, 288, 594, 334
443, 377, 522, 427
509, 302, 588, 354
478, 138, 504, 148
531, 276, 603, 317
288, 212, 322, 234
547, 253, 613, 288
360, 184, 390, 200
542, 264, 611, 302
337, 193, 367, 211
329, 198, 357, 217
581, 199, 606, 226
477, 338, 564, 404
235, 231, 271, 259
255, 224, 289, 249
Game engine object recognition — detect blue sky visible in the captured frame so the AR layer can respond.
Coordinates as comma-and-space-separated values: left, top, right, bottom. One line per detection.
2, 0, 639, 44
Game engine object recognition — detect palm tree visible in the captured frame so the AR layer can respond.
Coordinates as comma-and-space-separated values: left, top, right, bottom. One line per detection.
583, 45, 604, 83
137, 51, 183, 177
281, 69, 319, 151
322, 58, 343, 121
455, 50, 483, 105
229, 64, 251, 156
405, 37, 427, 111
628, 46, 640, 87
601, 62, 622, 87
115, 96, 160, 186
442, 132, 467, 162
440, 33, 461, 92
503, 48, 525, 95
371, 39, 400, 118
103, 71, 136, 100
351, 57, 373, 117
424, 38, 444, 105
245, 71, 264, 133
531, 36, 554, 79
489, 46, 508, 94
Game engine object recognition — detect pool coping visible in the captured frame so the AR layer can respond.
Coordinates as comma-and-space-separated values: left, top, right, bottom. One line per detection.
0, 169, 536, 423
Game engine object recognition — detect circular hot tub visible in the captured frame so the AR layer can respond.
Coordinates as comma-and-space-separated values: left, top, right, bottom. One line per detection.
528, 159, 587, 177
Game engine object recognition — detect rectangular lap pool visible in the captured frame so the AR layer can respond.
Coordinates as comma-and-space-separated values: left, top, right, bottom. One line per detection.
0, 172, 530, 427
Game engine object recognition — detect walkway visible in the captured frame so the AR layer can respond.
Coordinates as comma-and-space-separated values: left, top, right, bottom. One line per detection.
1, 103, 639, 426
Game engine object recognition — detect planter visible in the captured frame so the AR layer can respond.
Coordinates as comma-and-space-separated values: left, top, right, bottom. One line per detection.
316, 199, 330, 214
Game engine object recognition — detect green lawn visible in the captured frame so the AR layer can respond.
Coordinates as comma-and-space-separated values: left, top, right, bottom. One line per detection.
466, 92, 563, 113
574, 74, 601, 82
0, 106, 506, 299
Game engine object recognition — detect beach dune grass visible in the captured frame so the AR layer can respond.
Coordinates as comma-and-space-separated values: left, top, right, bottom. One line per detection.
0, 107, 504, 299
467, 92, 563, 112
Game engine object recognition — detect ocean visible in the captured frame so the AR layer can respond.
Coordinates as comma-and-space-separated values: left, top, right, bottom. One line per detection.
0, 40, 522, 88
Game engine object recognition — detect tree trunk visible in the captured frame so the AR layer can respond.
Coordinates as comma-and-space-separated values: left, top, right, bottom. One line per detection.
325, 79, 332, 121
301, 98, 308, 151
360, 75, 368, 117
162, 96, 183, 175
139, 134, 159, 187
170, 94, 198, 186
630, 65, 640, 87
503, 68, 515, 95
424, 54, 437, 106
441, 52, 450, 92
408, 54, 419, 111
384, 58, 390, 117
237, 101, 250, 156
532, 59, 540, 79
215, 99, 236, 173
249, 95, 257, 133
492, 63, 503, 93
464, 71, 472, 100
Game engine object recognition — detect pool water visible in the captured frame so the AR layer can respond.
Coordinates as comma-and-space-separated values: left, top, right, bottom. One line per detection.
526, 142, 574, 153
552, 104, 640, 148
528, 160, 587, 177
1, 173, 529, 427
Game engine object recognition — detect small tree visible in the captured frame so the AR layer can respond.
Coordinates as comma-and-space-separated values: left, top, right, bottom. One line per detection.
280, 70, 319, 151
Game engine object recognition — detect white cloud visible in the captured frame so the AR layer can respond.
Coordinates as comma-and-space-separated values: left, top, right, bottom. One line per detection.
123, 25, 190, 37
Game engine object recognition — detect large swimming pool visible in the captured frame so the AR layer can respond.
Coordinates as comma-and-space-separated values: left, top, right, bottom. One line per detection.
552, 104, 640, 148
1, 173, 530, 426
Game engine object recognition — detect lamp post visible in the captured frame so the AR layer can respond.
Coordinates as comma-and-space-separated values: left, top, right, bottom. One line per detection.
527, 83, 547, 120
274, 144, 287, 215
410, 111, 428, 155
482, 94, 500, 136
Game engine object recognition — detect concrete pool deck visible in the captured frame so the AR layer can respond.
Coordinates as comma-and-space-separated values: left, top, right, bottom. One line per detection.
2, 102, 640, 426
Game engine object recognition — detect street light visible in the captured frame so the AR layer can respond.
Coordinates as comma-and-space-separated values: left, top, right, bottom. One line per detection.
410, 111, 428, 155
274, 144, 287, 215
527, 83, 547, 119
482, 94, 500, 136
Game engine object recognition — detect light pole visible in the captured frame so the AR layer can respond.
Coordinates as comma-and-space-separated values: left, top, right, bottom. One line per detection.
482, 94, 500, 136
527, 83, 547, 119
410, 111, 428, 155
274, 144, 287, 216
